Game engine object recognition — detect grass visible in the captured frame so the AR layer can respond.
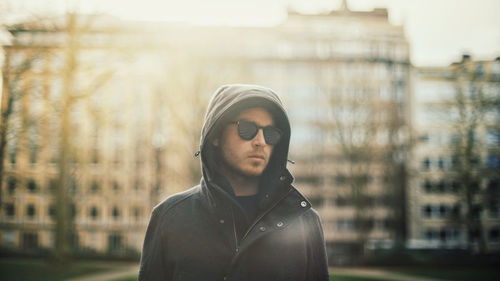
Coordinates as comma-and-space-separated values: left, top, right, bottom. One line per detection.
388, 266, 500, 281
330, 274, 388, 281
0, 258, 120, 281
111, 274, 387, 281
110, 277, 137, 281
4, 258, 500, 281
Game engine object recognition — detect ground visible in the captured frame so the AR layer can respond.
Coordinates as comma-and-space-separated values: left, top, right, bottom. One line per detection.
1, 258, 499, 281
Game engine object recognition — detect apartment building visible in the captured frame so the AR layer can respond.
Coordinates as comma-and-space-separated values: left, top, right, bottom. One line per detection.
409, 55, 500, 252
1, 2, 411, 261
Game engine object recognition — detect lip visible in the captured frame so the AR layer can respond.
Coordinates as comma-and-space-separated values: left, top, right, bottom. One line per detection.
248, 154, 265, 160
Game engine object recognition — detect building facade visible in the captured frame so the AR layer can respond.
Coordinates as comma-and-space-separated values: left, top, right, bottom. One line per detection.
1, 2, 411, 262
409, 55, 500, 252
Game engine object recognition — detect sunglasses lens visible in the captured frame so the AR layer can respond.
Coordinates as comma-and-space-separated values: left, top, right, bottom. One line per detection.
237, 121, 258, 140
263, 127, 281, 145
236, 120, 282, 145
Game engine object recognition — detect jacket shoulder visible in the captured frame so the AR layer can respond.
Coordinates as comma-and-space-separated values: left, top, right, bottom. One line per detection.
151, 185, 201, 218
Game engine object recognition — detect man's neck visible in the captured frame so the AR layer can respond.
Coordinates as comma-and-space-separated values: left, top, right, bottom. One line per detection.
220, 167, 259, 196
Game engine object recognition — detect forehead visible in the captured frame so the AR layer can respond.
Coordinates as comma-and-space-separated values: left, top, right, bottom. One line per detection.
235, 107, 274, 125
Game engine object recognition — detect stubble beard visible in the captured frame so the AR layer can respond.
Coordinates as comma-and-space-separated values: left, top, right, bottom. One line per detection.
220, 151, 266, 181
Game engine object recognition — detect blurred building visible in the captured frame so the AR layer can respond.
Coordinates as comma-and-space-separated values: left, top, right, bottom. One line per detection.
1, 1, 411, 261
0, 15, 172, 255
409, 55, 500, 252
248, 3, 411, 263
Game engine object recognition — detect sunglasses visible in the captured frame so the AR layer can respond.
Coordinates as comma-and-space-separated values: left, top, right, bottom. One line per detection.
230, 120, 282, 145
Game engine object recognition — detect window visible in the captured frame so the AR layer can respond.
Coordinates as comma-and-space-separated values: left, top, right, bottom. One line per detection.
113, 181, 120, 193
422, 158, 431, 170
335, 174, 347, 185
48, 179, 57, 194
70, 204, 77, 219
7, 177, 16, 194
451, 181, 460, 193
134, 180, 141, 192
423, 228, 460, 242
48, 205, 55, 219
489, 228, 500, 242
22, 232, 38, 250
26, 204, 36, 218
335, 196, 348, 207
422, 204, 460, 219
27, 117, 39, 164
422, 180, 432, 192
487, 179, 500, 193
133, 207, 141, 221
437, 157, 445, 170
489, 203, 500, 219
436, 181, 445, 192
69, 178, 78, 195
472, 205, 482, 219
90, 207, 99, 220
486, 130, 500, 146
5, 203, 15, 217
423, 180, 459, 194
108, 233, 123, 252
336, 219, 354, 232
486, 154, 500, 169
8, 138, 17, 165
112, 207, 120, 220
90, 180, 100, 193
27, 180, 37, 193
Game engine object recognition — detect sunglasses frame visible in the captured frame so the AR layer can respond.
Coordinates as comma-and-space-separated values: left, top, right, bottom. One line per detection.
230, 120, 282, 145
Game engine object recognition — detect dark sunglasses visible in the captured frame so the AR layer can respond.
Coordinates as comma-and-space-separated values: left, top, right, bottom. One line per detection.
230, 120, 282, 145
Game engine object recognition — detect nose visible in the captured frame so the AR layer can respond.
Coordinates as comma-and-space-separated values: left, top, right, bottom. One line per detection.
252, 128, 266, 146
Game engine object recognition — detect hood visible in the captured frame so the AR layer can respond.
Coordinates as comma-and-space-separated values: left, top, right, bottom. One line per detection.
199, 84, 292, 190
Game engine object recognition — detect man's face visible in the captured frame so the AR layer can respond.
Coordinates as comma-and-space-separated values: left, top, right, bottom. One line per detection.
213, 107, 276, 178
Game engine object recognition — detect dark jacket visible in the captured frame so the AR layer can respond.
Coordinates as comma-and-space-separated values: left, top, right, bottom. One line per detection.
139, 84, 329, 281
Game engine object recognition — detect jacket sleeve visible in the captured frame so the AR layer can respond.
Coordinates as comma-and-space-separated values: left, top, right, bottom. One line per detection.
138, 207, 168, 281
305, 210, 330, 281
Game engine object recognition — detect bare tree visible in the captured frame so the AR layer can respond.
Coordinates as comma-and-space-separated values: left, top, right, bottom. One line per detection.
2, 11, 121, 262
447, 60, 499, 253
322, 83, 385, 253
1, 43, 46, 206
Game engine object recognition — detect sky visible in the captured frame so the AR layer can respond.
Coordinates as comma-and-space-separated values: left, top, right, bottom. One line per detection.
2, 0, 500, 66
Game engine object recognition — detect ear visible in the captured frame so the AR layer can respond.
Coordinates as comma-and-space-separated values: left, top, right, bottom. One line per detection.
212, 138, 219, 147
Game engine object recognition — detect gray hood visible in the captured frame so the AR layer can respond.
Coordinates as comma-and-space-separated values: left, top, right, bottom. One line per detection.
199, 84, 292, 189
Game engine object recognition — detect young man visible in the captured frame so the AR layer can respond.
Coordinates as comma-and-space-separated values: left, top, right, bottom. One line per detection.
139, 84, 329, 281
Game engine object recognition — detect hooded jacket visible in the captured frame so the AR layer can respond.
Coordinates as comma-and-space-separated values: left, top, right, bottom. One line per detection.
138, 84, 329, 281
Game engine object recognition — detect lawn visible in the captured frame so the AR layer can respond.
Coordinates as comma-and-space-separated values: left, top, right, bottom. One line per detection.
388, 266, 500, 281
111, 275, 387, 281
0, 258, 121, 281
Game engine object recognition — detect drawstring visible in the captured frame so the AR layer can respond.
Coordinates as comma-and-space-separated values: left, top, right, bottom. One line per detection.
287, 159, 295, 164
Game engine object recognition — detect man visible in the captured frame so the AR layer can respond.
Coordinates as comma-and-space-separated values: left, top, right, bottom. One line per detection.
139, 84, 329, 281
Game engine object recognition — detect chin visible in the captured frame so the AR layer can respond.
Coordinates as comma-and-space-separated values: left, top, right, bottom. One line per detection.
241, 167, 265, 178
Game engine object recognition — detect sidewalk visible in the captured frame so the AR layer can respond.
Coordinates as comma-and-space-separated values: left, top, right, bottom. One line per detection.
65, 264, 139, 281
330, 267, 450, 281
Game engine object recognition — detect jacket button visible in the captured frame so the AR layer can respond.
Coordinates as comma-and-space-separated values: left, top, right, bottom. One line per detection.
277, 221, 284, 227
223, 277, 227, 281
259, 226, 266, 232
300, 201, 307, 207
219, 219, 225, 224
279, 175, 286, 181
